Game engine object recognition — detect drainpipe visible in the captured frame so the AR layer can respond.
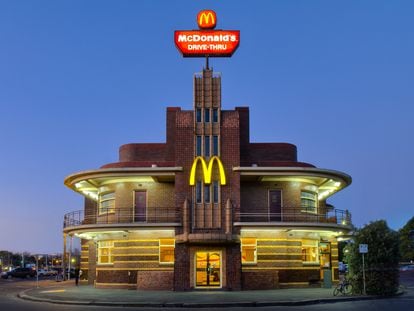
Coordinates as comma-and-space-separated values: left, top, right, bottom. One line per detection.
225, 199, 232, 236
183, 199, 189, 241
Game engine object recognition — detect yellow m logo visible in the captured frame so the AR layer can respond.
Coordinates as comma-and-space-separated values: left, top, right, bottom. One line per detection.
189, 156, 226, 186
197, 10, 217, 29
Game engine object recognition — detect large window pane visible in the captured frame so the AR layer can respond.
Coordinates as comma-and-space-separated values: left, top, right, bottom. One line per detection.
99, 192, 115, 214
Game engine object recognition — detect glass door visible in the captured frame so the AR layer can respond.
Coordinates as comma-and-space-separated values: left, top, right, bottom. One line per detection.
195, 251, 221, 288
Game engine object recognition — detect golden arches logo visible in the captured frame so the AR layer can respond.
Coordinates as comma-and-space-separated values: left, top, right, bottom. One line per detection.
197, 10, 216, 29
189, 156, 226, 186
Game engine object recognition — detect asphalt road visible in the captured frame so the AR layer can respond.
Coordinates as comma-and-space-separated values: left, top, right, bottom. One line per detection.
1, 272, 413, 311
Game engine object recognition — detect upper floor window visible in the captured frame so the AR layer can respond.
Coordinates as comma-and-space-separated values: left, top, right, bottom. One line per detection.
196, 181, 202, 203
196, 136, 202, 156
213, 181, 219, 203
196, 108, 202, 123
213, 135, 219, 155
159, 239, 175, 264
241, 238, 257, 264
204, 184, 211, 203
301, 191, 317, 213
99, 192, 115, 214
213, 109, 218, 123
98, 241, 114, 264
204, 136, 210, 157
204, 108, 210, 123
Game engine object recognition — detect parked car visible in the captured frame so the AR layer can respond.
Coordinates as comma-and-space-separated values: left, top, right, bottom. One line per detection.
400, 264, 414, 271
1, 267, 36, 279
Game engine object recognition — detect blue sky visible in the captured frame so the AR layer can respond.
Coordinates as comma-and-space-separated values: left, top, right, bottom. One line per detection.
1, 0, 413, 253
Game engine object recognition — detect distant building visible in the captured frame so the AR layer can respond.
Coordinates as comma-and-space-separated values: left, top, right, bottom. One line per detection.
63, 68, 352, 290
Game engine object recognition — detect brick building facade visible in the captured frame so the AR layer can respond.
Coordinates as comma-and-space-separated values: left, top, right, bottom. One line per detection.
63, 67, 352, 290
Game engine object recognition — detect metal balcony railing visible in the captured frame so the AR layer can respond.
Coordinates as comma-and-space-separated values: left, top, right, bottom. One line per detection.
236, 207, 352, 226
63, 207, 180, 229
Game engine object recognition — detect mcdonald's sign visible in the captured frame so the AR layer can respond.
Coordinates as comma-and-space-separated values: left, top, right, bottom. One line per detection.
189, 156, 226, 186
174, 10, 240, 58
197, 10, 216, 29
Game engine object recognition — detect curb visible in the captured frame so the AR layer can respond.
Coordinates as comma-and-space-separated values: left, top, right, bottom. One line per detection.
17, 288, 405, 308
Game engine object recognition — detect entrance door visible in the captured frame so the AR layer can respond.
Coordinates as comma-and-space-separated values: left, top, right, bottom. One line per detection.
269, 190, 282, 221
134, 191, 147, 222
195, 251, 221, 288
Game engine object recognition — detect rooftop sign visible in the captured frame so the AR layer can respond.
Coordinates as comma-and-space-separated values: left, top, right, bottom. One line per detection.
175, 10, 240, 57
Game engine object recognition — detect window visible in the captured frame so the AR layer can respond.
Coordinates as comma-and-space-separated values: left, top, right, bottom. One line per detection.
99, 192, 115, 214
159, 239, 175, 264
301, 239, 318, 263
213, 181, 219, 203
204, 108, 210, 122
196, 181, 202, 203
196, 108, 202, 123
213, 109, 218, 123
196, 136, 202, 156
204, 136, 210, 157
98, 241, 113, 264
213, 135, 218, 155
301, 191, 317, 213
241, 238, 257, 264
204, 184, 211, 203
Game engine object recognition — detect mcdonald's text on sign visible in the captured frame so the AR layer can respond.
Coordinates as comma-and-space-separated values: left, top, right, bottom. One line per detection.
175, 30, 240, 57
189, 156, 226, 186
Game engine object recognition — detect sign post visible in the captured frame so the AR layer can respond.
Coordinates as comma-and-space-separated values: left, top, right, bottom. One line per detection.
359, 244, 368, 295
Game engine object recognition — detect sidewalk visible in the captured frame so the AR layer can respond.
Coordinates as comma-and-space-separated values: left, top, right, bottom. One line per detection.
18, 280, 402, 308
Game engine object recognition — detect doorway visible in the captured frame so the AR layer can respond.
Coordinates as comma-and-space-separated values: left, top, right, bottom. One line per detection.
269, 190, 282, 221
134, 190, 147, 222
195, 251, 221, 288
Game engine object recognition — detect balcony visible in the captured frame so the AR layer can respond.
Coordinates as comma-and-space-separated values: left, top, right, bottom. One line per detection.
63, 207, 181, 229
235, 207, 352, 227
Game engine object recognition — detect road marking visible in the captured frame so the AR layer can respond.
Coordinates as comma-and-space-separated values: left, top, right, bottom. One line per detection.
40, 289, 66, 293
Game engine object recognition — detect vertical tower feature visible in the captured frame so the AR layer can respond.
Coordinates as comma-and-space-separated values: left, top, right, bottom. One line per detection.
193, 68, 222, 229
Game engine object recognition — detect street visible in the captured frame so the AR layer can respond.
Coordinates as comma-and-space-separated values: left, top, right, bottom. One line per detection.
0, 272, 413, 311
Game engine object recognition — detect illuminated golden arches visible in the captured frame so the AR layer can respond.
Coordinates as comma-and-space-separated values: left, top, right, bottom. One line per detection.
189, 156, 226, 186
197, 10, 216, 29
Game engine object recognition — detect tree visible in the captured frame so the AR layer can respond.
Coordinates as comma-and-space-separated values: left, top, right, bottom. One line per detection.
345, 220, 400, 296
399, 216, 414, 263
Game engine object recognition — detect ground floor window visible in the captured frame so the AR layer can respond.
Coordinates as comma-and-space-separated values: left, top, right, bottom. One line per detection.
301, 239, 319, 263
159, 239, 175, 264
98, 241, 114, 264
241, 238, 257, 264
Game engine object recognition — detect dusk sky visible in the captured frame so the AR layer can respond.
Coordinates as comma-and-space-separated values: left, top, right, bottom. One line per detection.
1, 0, 413, 254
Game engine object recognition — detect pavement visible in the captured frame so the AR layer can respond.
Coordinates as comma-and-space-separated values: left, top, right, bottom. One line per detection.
17, 280, 405, 308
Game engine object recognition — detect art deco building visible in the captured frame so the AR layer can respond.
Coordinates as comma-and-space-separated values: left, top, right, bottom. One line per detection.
63, 67, 352, 290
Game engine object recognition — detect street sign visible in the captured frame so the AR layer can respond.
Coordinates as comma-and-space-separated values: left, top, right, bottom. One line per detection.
359, 244, 368, 253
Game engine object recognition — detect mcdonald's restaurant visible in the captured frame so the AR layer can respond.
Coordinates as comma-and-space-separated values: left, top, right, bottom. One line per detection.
62, 11, 353, 291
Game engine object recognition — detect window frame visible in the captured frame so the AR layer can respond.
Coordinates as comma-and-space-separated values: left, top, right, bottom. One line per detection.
99, 192, 115, 215
300, 191, 318, 213
301, 239, 319, 264
196, 181, 202, 203
97, 240, 114, 265
204, 108, 210, 123
196, 136, 202, 156
241, 238, 257, 264
159, 239, 175, 264
196, 108, 202, 123
204, 136, 210, 157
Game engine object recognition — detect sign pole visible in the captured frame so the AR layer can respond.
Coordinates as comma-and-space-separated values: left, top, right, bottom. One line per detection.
362, 253, 366, 295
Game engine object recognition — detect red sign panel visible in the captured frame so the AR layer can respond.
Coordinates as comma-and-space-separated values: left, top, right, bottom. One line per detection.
174, 30, 240, 57
197, 10, 217, 29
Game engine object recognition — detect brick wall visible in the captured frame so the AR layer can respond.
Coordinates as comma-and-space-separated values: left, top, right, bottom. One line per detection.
242, 271, 279, 290
137, 271, 174, 290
